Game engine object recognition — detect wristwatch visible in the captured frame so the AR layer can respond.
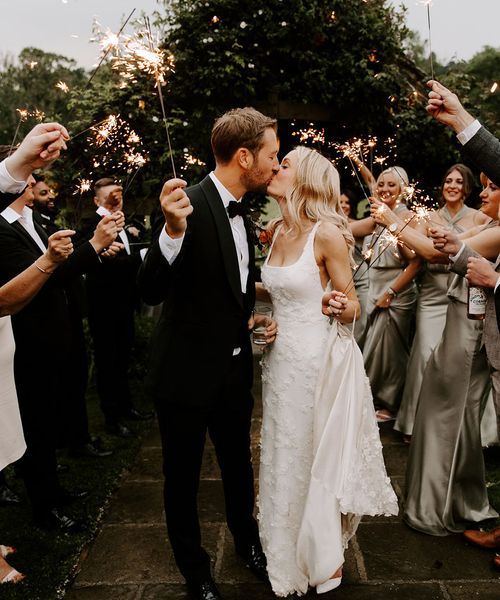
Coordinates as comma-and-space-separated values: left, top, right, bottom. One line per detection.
388, 222, 399, 234
387, 287, 397, 297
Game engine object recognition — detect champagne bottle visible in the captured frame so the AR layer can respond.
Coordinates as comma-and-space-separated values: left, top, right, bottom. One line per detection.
467, 285, 486, 320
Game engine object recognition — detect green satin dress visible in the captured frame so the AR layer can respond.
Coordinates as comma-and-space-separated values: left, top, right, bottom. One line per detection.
404, 274, 497, 535
362, 205, 417, 412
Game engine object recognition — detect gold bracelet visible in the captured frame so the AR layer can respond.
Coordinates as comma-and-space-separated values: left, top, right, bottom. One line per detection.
34, 260, 53, 275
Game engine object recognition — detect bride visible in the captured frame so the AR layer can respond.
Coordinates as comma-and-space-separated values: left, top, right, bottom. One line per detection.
256, 146, 398, 597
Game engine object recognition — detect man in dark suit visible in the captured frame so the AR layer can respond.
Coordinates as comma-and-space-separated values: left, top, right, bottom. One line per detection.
31, 177, 58, 235
427, 79, 500, 568
0, 169, 122, 531
138, 107, 279, 600
81, 178, 149, 438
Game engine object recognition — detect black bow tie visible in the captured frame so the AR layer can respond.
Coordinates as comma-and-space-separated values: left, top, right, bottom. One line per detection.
227, 200, 246, 219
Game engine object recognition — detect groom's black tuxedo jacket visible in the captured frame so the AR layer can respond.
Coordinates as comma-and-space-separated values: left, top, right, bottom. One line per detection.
139, 175, 256, 406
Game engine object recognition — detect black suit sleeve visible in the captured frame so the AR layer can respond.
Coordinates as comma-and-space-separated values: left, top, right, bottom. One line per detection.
461, 126, 500, 187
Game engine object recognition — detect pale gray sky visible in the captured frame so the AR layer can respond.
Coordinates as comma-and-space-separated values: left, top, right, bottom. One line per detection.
0, 0, 498, 69
392, 0, 500, 63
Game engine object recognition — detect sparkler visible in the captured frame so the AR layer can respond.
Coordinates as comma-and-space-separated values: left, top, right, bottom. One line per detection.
343, 213, 417, 297
86, 8, 136, 88
144, 16, 177, 177
421, 0, 434, 80
292, 125, 326, 145
8, 108, 29, 155
56, 81, 70, 93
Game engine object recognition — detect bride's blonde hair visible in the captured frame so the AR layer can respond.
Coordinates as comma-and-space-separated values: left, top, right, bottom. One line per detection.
269, 146, 354, 259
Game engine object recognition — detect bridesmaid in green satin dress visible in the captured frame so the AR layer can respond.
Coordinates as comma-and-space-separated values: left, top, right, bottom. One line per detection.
395, 165, 489, 438
350, 166, 421, 420
371, 173, 498, 535
341, 190, 369, 346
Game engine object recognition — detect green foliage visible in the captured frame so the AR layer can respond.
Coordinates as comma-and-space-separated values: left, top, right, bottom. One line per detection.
0, 48, 86, 143
1, 4, 499, 217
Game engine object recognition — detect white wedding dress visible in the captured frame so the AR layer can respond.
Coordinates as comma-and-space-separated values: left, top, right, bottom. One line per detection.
0, 316, 26, 471
259, 222, 398, 597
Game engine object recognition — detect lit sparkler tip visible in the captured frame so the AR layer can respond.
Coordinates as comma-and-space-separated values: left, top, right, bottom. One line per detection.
74, 178, 92, 195
491, 82, 498, 94
16, 108, 29, 121
56, 81, 70, 93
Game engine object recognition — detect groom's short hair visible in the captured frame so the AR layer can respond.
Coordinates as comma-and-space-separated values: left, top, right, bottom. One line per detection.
211, 107, 277, 164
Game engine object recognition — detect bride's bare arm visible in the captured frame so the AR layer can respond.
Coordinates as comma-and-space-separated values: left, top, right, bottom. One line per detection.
255, 281, 272, 303
316, 222, 360, 323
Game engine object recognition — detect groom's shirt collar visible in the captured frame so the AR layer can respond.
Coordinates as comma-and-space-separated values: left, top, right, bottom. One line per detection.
209, 172, 242, 209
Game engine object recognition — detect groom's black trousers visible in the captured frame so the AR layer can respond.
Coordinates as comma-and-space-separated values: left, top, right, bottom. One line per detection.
155, 348, 259, 583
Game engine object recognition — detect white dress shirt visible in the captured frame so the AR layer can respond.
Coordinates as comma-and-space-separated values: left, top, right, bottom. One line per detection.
457, 119, 481, 145
0, 205, 46, 252
158, 171, 249, 293
96, 206, 130, 255
0, 160, 27, 194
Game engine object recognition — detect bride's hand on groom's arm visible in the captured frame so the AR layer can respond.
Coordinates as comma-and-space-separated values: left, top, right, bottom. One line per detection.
159, 178, 192, 238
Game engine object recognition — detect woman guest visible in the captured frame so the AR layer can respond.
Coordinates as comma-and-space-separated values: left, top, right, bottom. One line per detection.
351, 166, 421, 421
396, 164, 489, 439
256, 146, 397, 596
371, 174, 499, 535
340, 189, 369, 345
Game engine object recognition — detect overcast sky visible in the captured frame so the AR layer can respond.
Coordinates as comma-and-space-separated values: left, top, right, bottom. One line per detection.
0, 0, 498, 69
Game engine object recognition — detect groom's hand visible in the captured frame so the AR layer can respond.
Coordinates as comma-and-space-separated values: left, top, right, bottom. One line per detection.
159, 178, 192, 238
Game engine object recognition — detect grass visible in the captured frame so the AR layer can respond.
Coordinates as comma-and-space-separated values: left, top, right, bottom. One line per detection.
0, 316, 155, 600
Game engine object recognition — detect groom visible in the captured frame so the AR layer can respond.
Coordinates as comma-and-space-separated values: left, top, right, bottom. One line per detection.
138, 107, 279, 600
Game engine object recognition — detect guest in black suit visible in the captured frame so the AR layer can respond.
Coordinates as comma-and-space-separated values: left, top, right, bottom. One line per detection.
139, 107, 279, 600
31, 177, 58, 235
81, 178, 149, 439
0, 167, 122, 531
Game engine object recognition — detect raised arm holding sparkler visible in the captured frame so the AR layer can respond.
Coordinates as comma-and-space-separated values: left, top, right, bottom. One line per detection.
427, 80, 500, 187
3, 122, 69, 186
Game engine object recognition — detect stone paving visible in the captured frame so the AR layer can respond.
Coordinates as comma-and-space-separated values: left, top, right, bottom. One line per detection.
67, 356, 500, 600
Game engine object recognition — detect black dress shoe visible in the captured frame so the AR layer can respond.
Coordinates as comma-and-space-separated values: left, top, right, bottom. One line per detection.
58, 487, 90, 505
0, 484, 22, 505
69, 442, 113, 458
34, 508, 83, 533
236, 544, 269, 583
123, 407, 154, 421
186, 576, 223, 600
105, 421, 136, 438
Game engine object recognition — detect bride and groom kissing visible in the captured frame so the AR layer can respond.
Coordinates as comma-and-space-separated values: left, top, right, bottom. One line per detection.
138, 107, 397, 600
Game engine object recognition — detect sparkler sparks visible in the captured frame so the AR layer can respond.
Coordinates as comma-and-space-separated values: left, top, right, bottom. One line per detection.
491, 82, 498, 94
56, 81, 70, 93
292, 125, 325, 145
74, 178, 92, 195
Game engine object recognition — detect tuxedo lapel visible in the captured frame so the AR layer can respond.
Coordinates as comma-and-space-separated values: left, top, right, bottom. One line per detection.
33, 217, 49, 246
10, 220, 44, 256
199, 176, 243, 308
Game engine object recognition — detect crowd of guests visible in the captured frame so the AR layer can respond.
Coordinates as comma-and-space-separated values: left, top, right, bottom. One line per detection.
1, 79, 500, 594
0, 124, 152, 584
339, 81, 500, 571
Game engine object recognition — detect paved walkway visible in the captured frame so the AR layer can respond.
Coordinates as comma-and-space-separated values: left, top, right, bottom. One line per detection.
67, 357, 500, 600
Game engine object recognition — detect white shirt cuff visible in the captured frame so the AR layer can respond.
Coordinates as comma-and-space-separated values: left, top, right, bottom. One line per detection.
158, 226, 184, 265
0, 159, 27, 194
449, 242, 465, 263
457, 119, 481, 145
495, 276, 500, 293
